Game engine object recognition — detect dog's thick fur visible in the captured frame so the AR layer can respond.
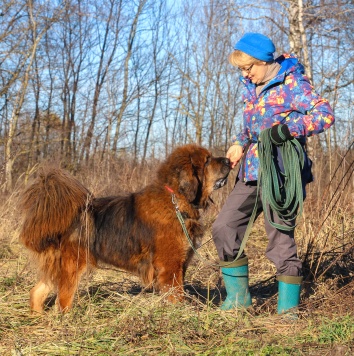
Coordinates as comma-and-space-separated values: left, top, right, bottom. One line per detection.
19, 144, 230, 313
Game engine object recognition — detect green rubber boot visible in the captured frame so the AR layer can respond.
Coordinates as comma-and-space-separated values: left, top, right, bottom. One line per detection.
277, 275, 303, 314
220, 257, 252, 310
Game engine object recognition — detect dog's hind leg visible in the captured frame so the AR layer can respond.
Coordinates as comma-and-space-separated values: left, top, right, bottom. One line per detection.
56, 245, 89, 312
30, 280, 53, 313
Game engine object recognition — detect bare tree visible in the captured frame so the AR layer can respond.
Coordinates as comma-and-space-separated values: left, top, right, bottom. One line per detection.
56, 0, 93, 166
288, 0, 312, 80
0, 0, 352, 186
80, 0, 123, 164
141, 0, 170, 162
170, 0, 245, 148
0, 1, 32, 98
112, 0, 148, 154
2, 0, 59, 191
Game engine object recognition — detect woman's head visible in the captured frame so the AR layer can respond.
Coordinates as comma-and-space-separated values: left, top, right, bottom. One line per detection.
228, 51, 263, 69
234, 33, 275, 62
229, 33, 276, 84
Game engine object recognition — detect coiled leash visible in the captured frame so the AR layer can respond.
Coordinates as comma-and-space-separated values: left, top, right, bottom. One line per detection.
167, 125, 305, 266
259, 126, 305, 230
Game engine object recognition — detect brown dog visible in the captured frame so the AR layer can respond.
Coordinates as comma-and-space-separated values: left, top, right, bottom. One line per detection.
19, 144, 230, 313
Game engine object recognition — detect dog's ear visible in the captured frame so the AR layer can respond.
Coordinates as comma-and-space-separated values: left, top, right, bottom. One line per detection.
178, 169, 199, 202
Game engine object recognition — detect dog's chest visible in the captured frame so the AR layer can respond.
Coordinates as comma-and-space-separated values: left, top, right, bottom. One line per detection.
184, 219, 204, 248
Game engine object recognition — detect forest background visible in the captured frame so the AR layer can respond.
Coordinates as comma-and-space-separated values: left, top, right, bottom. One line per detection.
0, 0, 353, 355
1, 0, 353, 189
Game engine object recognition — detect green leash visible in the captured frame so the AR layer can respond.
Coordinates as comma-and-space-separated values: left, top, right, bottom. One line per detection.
259, 127, 305, 230
233, 127, 305, 262
166, 187, 221, 267
167, 127, 305, 265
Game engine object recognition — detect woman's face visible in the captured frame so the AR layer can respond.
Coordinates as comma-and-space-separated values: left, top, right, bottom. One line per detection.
239, 61, 267, 84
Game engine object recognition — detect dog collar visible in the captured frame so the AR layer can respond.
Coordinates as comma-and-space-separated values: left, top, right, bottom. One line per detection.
164, 185, 174, 193
165, 185, 191, 219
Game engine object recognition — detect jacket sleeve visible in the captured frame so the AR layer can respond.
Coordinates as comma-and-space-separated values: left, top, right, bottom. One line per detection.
285, 76, 335, 138
231, 91, 253, 147
231, 129, 250, 148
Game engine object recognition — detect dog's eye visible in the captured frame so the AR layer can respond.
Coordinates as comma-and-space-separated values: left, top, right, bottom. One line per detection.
205, 156, 211, 166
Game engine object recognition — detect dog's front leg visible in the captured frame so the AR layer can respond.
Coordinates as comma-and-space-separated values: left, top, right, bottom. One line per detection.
155, 263, 184, 303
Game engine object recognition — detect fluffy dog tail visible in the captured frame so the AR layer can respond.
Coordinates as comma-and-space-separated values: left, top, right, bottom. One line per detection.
19, 168, 92, 253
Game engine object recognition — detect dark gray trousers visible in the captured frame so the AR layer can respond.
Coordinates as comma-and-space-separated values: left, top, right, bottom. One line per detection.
212, 179, 302, 276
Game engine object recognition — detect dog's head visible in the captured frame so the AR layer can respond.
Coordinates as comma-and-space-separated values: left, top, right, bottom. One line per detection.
157, 144, 230, 208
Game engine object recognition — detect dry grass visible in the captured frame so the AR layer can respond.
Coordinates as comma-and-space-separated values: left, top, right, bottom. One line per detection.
0, 151, 353, 355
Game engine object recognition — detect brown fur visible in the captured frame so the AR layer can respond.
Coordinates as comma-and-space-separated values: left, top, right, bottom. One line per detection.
19, 144, 230, 313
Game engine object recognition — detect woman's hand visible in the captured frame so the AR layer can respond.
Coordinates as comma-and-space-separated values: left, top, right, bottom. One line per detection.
226, 144, 244, 169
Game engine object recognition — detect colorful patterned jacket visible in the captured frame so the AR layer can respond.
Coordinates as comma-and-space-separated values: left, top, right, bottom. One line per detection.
232, 53, 335, 182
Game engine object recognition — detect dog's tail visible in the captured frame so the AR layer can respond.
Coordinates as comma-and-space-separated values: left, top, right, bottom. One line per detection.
19, 168, 92, 253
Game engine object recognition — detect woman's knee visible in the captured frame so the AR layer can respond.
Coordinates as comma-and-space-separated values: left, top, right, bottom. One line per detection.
212, 218, 224, 242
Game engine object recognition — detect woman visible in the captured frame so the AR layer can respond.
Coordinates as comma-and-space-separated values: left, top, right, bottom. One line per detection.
212, 33, 335, 313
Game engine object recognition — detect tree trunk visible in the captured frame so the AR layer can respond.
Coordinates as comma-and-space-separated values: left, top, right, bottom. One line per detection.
112, 0, 147, 154
288, 0, 312, 81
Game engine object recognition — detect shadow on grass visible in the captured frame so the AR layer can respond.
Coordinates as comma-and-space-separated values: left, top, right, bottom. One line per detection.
302, 245, 354, 297
42, 245, 353, 313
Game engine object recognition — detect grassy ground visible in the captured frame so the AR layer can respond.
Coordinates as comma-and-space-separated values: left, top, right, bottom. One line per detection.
1, 223, 353, 355
0, 162, 353, 355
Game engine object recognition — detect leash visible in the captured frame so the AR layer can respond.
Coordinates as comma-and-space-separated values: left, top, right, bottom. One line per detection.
258, 127, 305, 230
165, 185, 252, 267
230, 128, 305, 262
164, 185, 216, 265
165, 129, 305, 266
